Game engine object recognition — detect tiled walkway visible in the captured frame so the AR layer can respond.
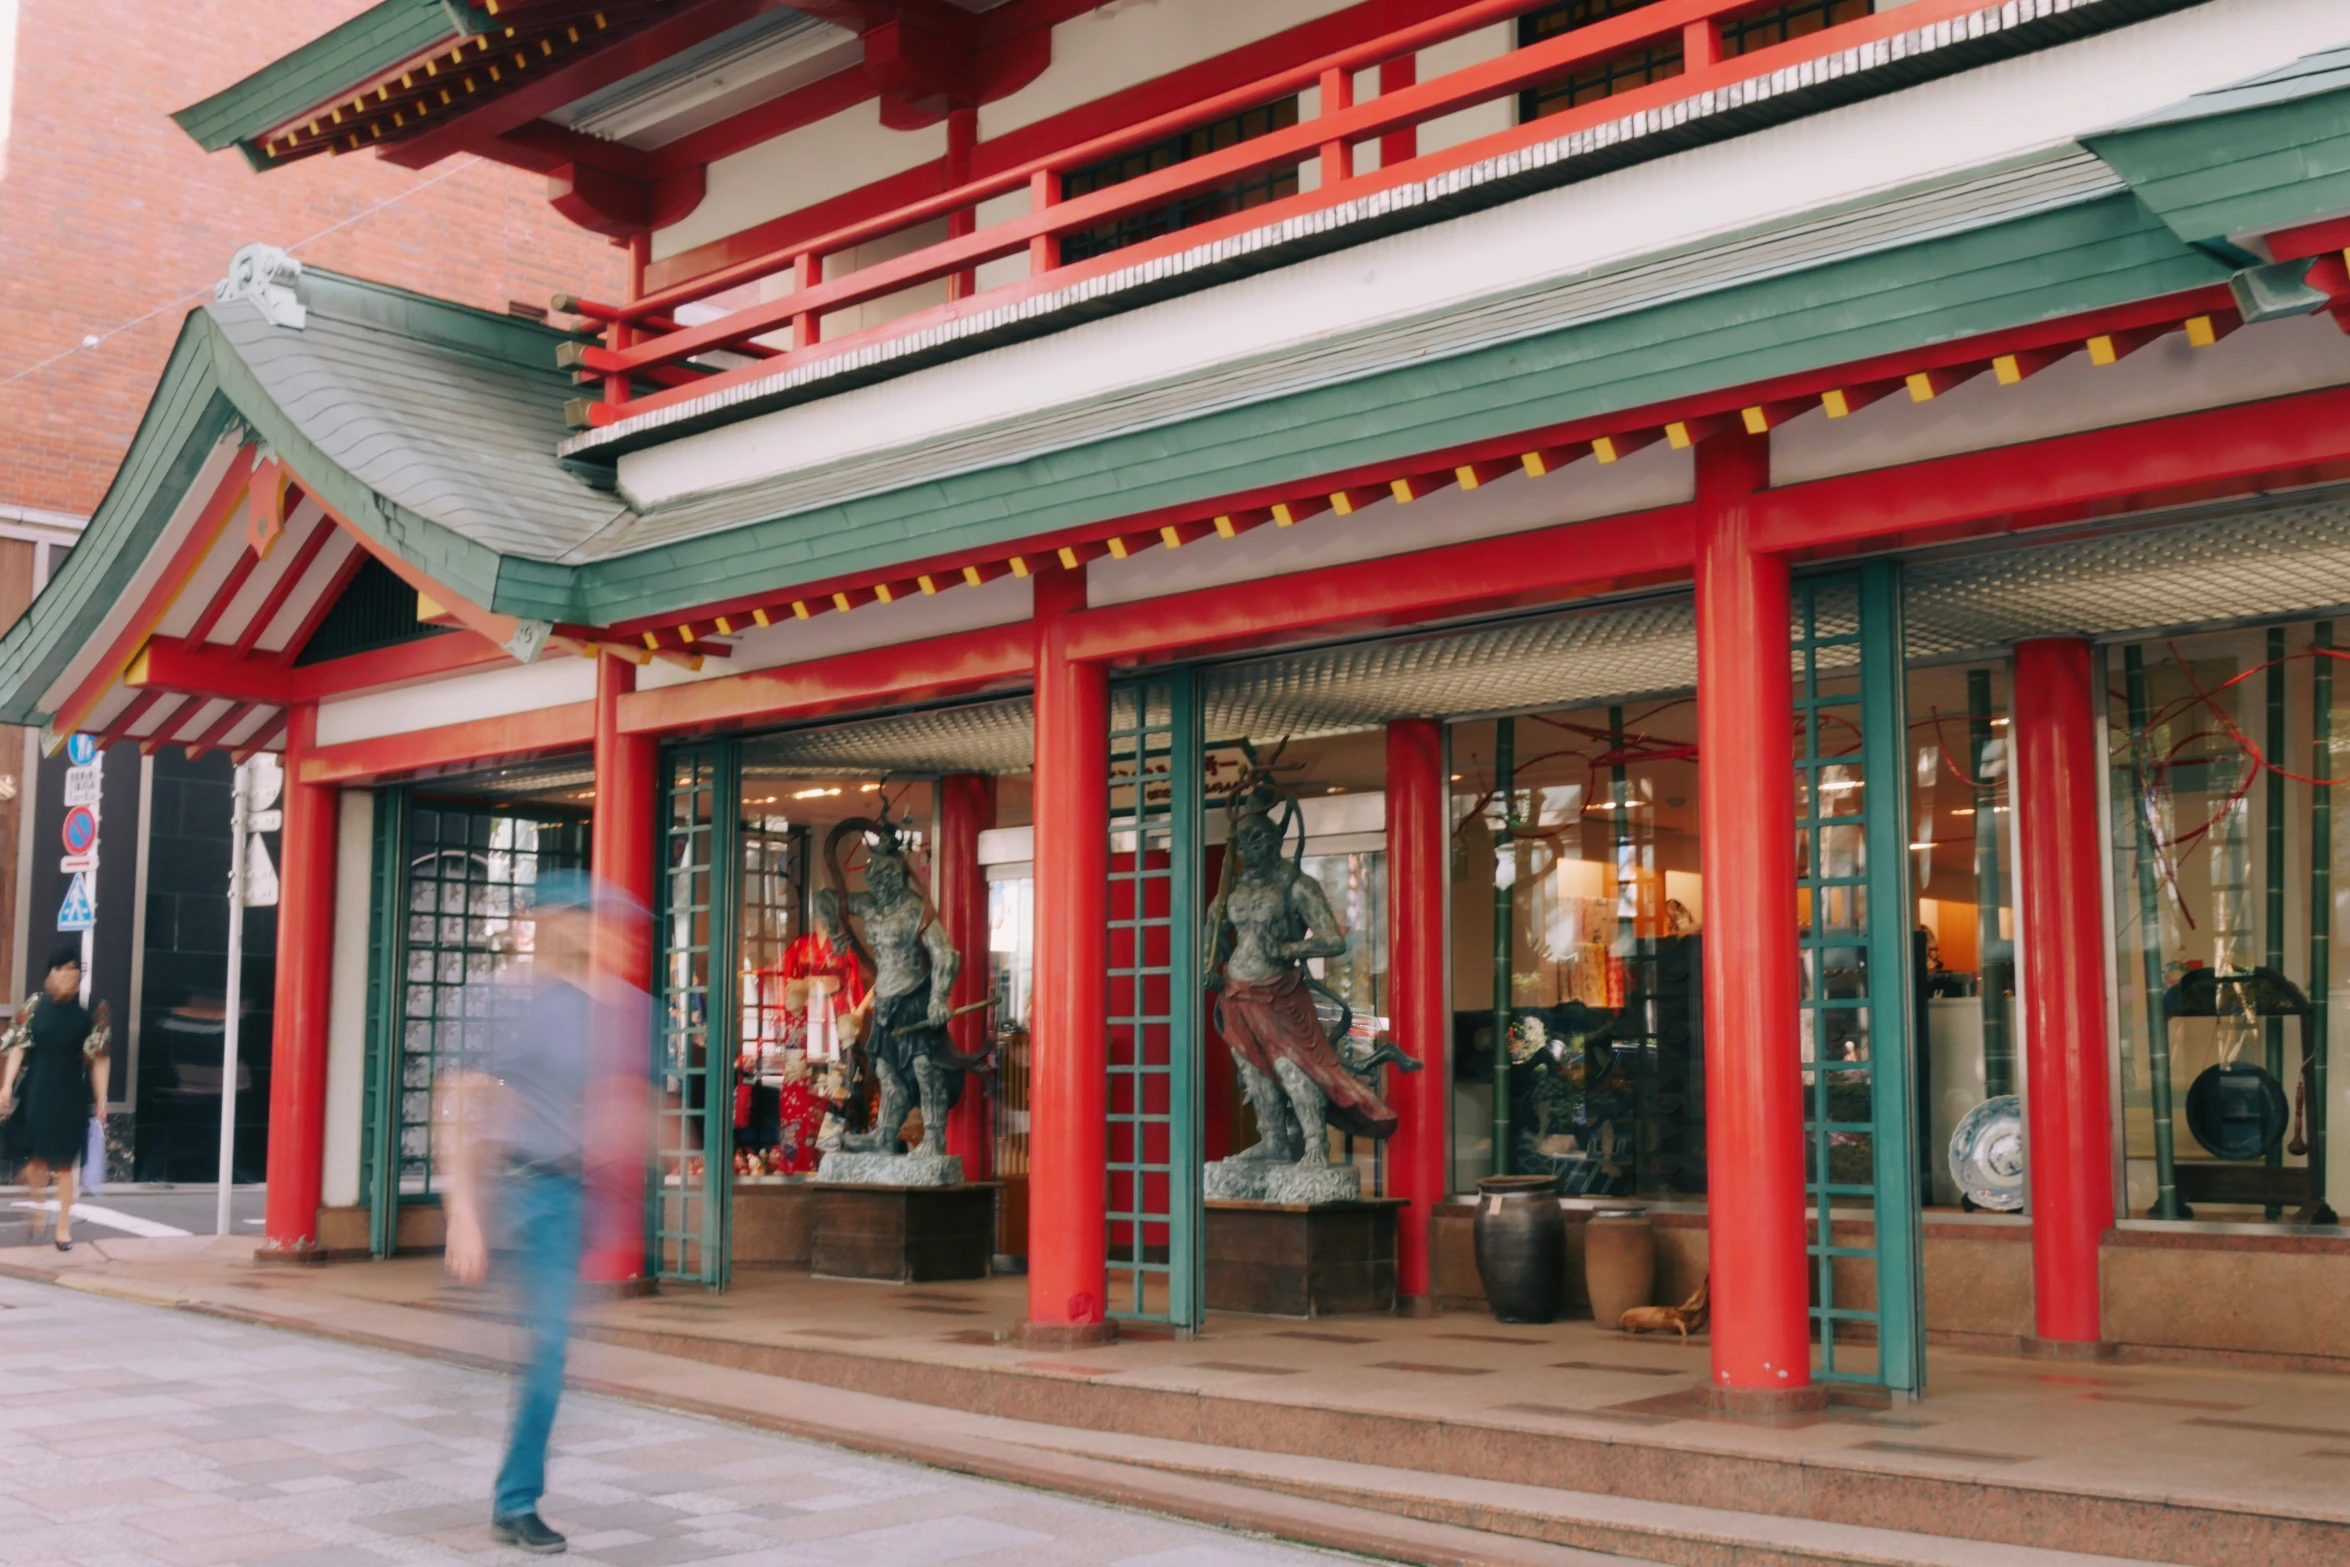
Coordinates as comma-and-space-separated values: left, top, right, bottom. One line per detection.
0, 1273, 1388, 1567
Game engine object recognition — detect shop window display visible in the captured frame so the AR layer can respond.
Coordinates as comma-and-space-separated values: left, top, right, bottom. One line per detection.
1449, 702, 1702, 1198
1905, 663, 2018, 1210
2107, 623, 2344, 1225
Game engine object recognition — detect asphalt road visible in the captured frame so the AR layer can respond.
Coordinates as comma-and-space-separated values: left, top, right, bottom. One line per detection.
0, 1183, 266, 1246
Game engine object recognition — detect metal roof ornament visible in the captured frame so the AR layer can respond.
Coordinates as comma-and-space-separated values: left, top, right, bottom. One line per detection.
216, 245, 306, 330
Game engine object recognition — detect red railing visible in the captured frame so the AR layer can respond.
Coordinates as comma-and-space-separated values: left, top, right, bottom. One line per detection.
561, 0, 2010, 432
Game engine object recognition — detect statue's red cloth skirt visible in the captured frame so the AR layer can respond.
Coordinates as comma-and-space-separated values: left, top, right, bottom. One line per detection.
1214, 970, 1398, 1140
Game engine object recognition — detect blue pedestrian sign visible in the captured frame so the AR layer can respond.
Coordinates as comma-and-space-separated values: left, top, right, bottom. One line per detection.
56, 872, 93, 932
64, 734, 96, 766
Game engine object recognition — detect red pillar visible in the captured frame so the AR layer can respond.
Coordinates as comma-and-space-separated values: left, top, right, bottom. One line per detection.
1025, 572, 1113, 1342
1693, 432, 1818, 1409
261, 705, 337, 1256
586, 652, 657, 1284
2012, 637, 2115, 1346
938, 772, 997, 1176
1386, 718, 1448, 1306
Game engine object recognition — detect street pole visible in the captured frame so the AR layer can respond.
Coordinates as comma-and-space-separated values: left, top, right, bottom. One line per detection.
218, 761, 249, 1238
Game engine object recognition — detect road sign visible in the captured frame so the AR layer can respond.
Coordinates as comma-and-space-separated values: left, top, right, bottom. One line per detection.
62, 765, 100, 808
56, 872, 93, 932
60, 806, 97, 855
243, 834, 280, 908
58, 852, 94, 875
250, 809, 283, 834
64, 734, 96, 766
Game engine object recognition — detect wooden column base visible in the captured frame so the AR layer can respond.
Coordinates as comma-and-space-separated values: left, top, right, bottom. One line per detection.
1206, 1199, 1404, 1317
811, 1182, 999, 1283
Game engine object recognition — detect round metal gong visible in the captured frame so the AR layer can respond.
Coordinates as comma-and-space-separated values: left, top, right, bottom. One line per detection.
2184, 1061, 2289, 1161
1949, 1095, 2026, 1212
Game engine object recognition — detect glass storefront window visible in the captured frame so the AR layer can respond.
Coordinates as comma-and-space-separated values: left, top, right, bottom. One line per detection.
2108, 622, 2344, 1225
1905, 662, 2016, 1209
1448, 699, 1703, 1198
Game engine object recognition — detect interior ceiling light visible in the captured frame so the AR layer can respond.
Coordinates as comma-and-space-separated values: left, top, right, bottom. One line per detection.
792, 786, 840, 800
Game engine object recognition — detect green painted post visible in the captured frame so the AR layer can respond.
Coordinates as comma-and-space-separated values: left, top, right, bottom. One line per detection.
708, 741, 742, 1290
1168, 672, 1205, 1329
1859, 559, 1925, 1395
2126, 646, 2180, 1220
2313, 624, 2334, 1220
364, 788, 410, 1260
1492, 718, 1515, 1179
2267, 628, 2288, 1216
1970, 670, 2011, 1098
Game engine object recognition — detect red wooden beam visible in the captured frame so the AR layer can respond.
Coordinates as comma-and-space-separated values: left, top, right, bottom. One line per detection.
298, 700, 598, 786
53, 445, 257, 740
1064, 502, 1699, 665
1751, 382, 2350, 556
617, 621, 1030, 736
94, 688, 174, 752
270, 545, 369, 668
131, 628, 512, 705
233, 708, 290, 764
171, 700, 258, 761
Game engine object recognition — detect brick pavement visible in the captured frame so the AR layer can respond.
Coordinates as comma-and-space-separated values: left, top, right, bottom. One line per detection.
0, 1275, 1370, 1567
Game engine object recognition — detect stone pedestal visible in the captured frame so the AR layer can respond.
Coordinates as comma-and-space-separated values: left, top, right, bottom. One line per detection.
817, 1150, 963, 1187
1205, 1157, 1361, 1205
811, 1182, 998, 1283
731, 1179, 816, 1268
1205, 1199, 1403, 1317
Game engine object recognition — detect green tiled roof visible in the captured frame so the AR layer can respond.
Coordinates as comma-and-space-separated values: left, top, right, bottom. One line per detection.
173, 0, 474, 168
2085, 39, 2350, 249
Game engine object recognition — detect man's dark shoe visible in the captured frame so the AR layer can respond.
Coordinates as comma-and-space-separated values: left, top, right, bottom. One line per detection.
491, 1511, 567, 1554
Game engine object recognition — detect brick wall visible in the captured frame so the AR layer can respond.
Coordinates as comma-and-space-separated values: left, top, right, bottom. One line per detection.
0, 0, 628, 518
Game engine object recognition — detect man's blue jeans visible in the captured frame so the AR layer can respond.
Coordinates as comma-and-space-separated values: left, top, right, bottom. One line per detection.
493, 1169, 581, 1520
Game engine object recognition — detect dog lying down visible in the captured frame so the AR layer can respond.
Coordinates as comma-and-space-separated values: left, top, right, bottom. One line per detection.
1618, 1278, 1710, 1338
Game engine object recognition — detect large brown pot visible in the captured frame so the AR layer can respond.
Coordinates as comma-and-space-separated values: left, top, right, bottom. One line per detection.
1585, 1205, 1657, 1329
1474, 1175, 1565, 1323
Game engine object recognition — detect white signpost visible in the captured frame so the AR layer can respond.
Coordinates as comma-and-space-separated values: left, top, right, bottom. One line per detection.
59, 735, 101, 1005
217, 756, 282, 1238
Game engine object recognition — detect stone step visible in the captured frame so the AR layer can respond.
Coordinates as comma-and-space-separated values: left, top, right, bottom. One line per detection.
556, 1317, 2348, 1567
1031, 1430, 2188, 1567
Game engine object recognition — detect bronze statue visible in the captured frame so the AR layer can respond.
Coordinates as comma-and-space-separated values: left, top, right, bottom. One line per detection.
1204, 757, 1409, 1196
816, 806, 971, 1163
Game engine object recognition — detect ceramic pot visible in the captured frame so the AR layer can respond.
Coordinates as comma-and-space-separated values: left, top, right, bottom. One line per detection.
1585, 1206, 1657, 1330
1474, 1174, 1566, 1323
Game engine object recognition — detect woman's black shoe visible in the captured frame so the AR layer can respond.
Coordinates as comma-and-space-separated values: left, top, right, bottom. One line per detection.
491, 1512, 566, 1554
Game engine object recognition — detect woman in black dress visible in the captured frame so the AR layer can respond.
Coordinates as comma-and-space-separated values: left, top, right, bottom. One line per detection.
0, 947, 109, 1249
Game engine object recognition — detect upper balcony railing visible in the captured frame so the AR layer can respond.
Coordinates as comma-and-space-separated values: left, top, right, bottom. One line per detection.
555, 0, 2050, 439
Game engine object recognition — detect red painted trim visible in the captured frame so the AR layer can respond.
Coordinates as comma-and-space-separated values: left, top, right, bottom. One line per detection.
298, 700, 597, 786
644, 62, 878, 183
2012, 637, 2116, 1343
614, 621, 1031, 736
1750, 383, 2350, 557
585, 653, 657, 1285
938, 772, 997, 1176
228, 512, 339, 660
644, 159, 953, 299
2267, 215, 2350, 266
178, 700, 258, 761
1025, 570, 1108, 1332
54, 445, 256, 737
1385, 716, 1446, 1300
589, 0, 1999, 397
262, 705, 337, 1256
95, 688, 171, 751
1062, 503, 1699, 666
270, 542, 368, 668
381, 0, 782, 171
234, 709, 290, 763
181, 545, 260, 649
131, 629, 511, 705
1693, 430, 1810, 1398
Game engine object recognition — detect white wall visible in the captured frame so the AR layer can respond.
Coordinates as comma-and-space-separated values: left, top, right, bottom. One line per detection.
320, 789, 374, 1211
315, 658, 595, 747
981, 0, 1358, 141
654, 98, 948, 263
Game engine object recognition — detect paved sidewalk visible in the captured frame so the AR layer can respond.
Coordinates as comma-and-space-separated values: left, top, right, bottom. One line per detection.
0, 1273, 1399, 1567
